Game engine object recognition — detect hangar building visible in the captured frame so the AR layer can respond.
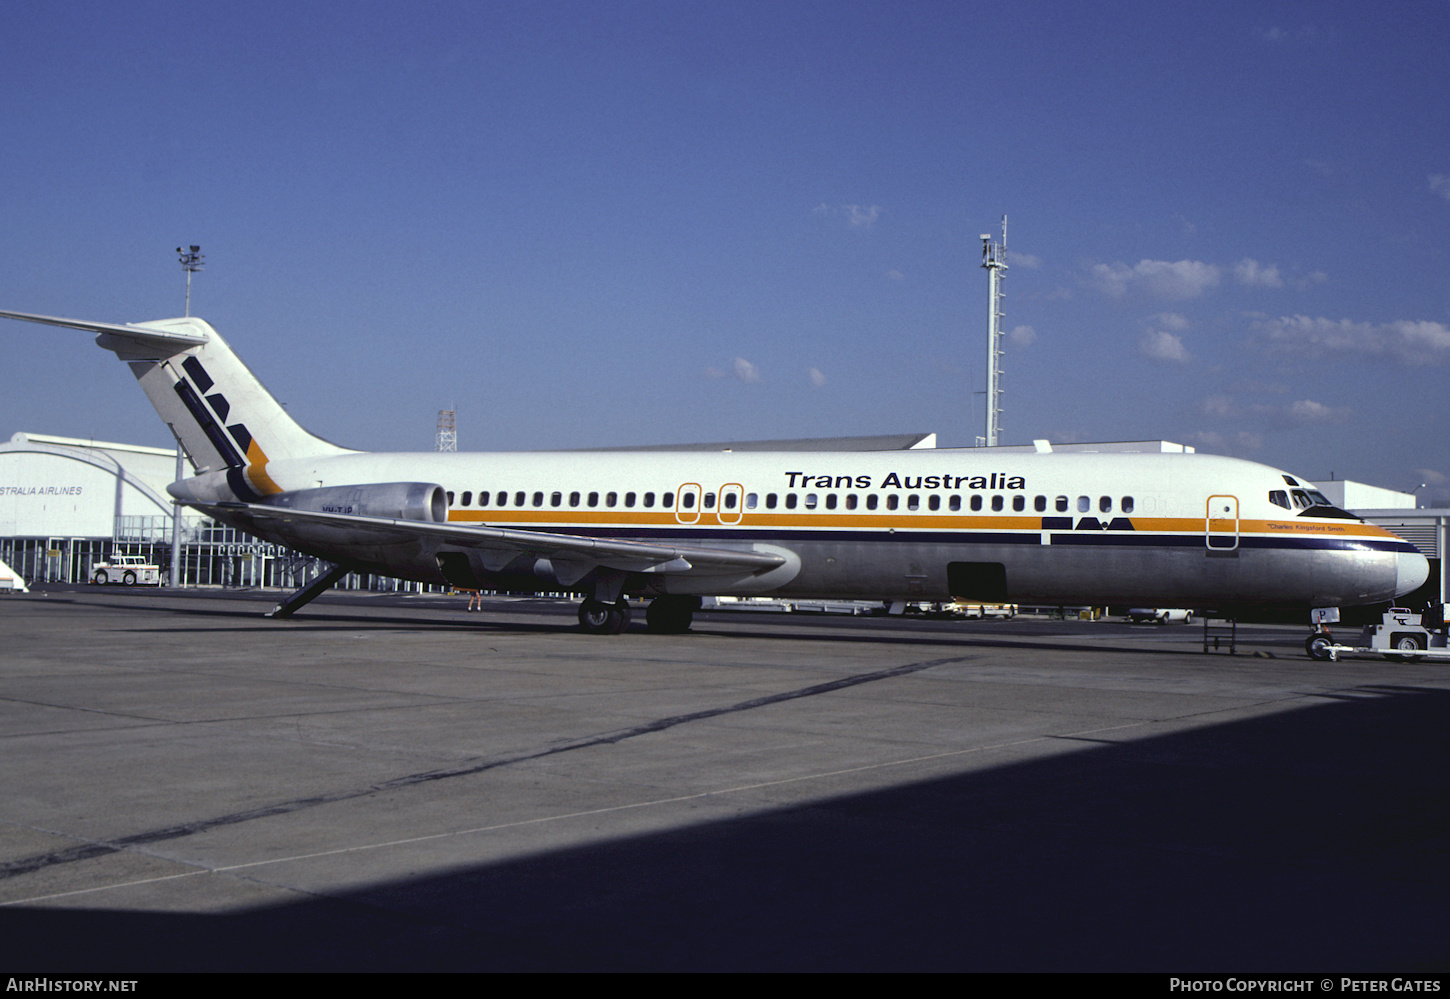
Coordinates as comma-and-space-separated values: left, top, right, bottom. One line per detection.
0, 431, 402, 591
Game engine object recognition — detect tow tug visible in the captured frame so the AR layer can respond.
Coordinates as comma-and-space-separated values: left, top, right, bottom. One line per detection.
91, 554, 163, 587
1306, 605, 1450, 662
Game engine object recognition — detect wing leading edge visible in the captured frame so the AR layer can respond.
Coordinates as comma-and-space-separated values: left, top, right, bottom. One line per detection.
201, 501, 787, 579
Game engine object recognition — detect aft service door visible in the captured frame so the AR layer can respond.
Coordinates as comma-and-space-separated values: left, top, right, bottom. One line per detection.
1206, 495, 1239, 551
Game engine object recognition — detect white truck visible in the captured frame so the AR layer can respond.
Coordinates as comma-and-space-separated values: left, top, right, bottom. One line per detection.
91, 554, 163, 587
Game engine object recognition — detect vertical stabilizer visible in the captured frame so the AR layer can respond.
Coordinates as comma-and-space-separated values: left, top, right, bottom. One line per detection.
0, 311, 354, 495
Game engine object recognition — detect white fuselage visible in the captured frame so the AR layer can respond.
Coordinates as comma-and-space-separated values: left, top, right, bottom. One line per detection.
203, 447, 1426, 612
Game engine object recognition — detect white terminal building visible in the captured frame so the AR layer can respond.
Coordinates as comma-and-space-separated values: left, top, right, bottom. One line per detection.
0, 431, 1444, 603
0, 432, 408, 591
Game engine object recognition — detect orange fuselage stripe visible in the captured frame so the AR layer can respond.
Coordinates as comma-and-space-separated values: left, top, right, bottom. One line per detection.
443, 508, 1400, 541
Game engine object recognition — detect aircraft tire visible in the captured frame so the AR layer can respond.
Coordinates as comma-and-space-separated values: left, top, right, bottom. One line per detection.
646, 596, 696, 634
1305, 634, 1334, 661
579, 598, 630, 635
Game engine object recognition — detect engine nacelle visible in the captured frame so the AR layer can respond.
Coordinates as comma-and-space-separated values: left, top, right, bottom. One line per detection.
261, 482, 447, 523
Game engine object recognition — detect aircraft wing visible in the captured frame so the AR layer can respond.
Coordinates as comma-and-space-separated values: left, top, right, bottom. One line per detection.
202, 501, 787, 578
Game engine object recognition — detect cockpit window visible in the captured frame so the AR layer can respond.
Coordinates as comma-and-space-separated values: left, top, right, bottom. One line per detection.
1297, 503, 1361, 521
1283, 488, 1359, 520
1290, 488, 1337, 510
1269, 490, 1290, 510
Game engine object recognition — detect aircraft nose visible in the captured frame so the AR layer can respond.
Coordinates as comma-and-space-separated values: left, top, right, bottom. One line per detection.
1396, 551, 1430, 597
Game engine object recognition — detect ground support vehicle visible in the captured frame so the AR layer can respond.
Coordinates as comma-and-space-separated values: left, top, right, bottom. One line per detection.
91, 554, 163, 587
1127, 607, 1194, 624
1306, 606, 1450, 663
956, 602, 1018, 619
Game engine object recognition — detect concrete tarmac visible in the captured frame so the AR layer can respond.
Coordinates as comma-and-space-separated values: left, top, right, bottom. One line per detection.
2, 587, 1448, 971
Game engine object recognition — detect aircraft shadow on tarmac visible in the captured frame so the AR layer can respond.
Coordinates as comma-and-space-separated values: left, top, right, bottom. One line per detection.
3, 684, 1448, 972
62, 590, 1266, 659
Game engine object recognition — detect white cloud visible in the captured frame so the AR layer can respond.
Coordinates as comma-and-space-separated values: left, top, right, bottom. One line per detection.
887, 269, 904, 281
807, 367, 827, 387
1286, 399, 1350, 424
1185, 430, 1264, 455
1233, 258, 1284, 288
1089, 259, 1221, 300
1006, 251, 1041, 269
1198, 393, 1349, 427
1007, 324, 1036, 346
1292, 270, 1329, 290
1253, 315, 1450, 365
1414, 469, 1450, 506
1140, 329, 1191, 363
814, 203, 883, 229
732, 356, 761, 383
1431, 175, 1450, 203
1139, 313, 1191, 364
1199, 395, 1237, 418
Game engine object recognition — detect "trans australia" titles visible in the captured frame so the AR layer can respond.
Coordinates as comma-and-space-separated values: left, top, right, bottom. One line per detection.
784, 472, 1026, 491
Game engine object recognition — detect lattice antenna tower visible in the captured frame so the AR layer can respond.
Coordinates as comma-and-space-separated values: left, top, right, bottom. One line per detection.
435, 409, 457, 452
979, 216, 1008, 447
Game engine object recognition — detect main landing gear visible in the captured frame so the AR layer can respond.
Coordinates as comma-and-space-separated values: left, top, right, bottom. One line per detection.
577, 595, 702, 635
578, 597, 631, 635
645, 595, 700, 634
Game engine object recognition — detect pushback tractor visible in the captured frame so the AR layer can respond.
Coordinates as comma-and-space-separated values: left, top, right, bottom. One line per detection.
1307, 605, 1450, 663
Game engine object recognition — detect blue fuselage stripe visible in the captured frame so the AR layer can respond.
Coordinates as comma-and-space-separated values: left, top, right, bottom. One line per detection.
477, 523, 1418, 555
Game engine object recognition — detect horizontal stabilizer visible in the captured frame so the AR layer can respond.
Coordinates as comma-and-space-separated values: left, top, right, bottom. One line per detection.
0, 310, 207, 351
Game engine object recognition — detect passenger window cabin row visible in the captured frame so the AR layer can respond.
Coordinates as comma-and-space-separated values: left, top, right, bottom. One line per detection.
443, 489, 1139, 516
449, 490, 674, 509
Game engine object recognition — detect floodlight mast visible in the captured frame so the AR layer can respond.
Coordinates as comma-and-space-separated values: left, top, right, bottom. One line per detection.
176, 245, 204, 317
980, 216, 1007, 447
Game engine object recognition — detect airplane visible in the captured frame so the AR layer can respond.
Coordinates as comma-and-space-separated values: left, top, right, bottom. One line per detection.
0, 308, 1430, 648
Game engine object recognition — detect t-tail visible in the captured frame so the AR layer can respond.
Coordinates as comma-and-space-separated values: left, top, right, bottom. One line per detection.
0, 311, 353, 498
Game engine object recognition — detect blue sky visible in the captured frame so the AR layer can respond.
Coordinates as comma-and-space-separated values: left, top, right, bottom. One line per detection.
3, 0, 1448, 502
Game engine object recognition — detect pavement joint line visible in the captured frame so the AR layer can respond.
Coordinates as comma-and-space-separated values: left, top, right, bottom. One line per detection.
0, 708, 1226, 909
0, 652, 978, 886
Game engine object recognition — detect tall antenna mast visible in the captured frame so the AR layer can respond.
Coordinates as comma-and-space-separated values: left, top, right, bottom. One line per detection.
176, 245, 204, 317
979, 216, 1007, 447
